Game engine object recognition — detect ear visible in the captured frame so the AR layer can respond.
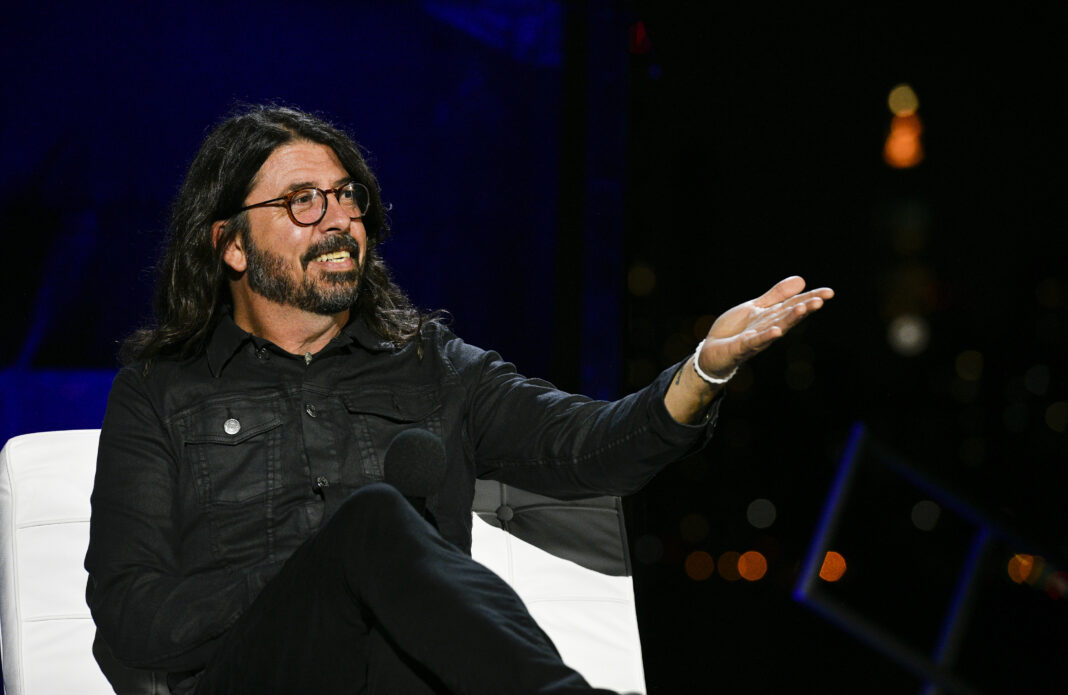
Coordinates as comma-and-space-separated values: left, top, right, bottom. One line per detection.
213, 220, 247, 273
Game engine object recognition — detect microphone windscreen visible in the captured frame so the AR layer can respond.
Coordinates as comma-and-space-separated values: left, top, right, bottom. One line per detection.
383, 428, 447, 498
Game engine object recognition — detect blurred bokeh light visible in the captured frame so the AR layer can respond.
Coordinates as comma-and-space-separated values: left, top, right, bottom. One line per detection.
718, 551, 741, 581
746, 498, 777, 529
738, 551, 768, 581
685, 550, 716, 581
884, 84, 924, 169
819, 551, 847, 582
887, 83, 919, 115
887, 313, 930, 356
910, 500, 941, 531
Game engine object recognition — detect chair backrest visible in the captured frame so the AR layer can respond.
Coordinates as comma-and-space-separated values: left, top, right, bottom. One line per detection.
1, 431, 646, 695
471, 482, 647, 693
1, 430, 112, 695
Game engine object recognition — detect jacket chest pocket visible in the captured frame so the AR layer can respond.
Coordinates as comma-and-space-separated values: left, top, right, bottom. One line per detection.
340, 387, 444, 480
181, 403, 286, 505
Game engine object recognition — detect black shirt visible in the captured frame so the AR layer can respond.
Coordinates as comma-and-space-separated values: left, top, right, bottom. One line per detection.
85, 314, 718, 671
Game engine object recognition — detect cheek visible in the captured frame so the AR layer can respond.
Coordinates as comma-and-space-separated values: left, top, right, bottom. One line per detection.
283, 227, 311, 247
279, 229, 314, 261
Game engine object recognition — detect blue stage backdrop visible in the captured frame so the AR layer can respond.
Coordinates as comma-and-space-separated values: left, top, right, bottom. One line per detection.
1, 1, 624, 445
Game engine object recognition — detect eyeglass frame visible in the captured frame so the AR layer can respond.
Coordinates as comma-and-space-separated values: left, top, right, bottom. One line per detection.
235, 180, 371, 227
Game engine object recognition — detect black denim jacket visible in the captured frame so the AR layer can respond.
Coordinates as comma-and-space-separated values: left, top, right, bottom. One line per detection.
85, 315, 717, 672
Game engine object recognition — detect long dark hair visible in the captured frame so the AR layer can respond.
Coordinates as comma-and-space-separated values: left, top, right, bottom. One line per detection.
122, 104, 430, 364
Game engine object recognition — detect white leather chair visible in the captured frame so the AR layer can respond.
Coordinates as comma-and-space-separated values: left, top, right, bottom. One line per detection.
1, 430, 646, 694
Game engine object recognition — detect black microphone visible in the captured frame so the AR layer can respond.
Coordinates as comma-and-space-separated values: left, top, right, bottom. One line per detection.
383, 428, 447, 524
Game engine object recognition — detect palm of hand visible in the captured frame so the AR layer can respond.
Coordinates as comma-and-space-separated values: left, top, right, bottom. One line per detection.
698, 276, 833, 377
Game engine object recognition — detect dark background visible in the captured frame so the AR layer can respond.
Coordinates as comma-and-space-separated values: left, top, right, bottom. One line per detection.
2, 3, 1064, 693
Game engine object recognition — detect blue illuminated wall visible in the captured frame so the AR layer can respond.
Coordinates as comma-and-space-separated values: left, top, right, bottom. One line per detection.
1, 1, 622, 444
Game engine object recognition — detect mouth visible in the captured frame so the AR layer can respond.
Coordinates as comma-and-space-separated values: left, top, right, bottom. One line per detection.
302, 237, 360, 270
311, 250, 353, 264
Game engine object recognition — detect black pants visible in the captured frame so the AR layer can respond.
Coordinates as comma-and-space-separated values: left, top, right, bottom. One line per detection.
191, 483, 616, 694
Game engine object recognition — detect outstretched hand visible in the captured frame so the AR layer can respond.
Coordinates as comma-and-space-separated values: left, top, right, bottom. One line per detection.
664, 275, 834, 424
696, 276, 834, 378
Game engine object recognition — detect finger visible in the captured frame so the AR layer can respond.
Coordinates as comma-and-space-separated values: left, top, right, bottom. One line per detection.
779, 300, 819, 326
760, 299, 812, 327
778, 287, 833, 312
742, 304, 806, 341
754, 276, 806, 309
765, 297, 825, 335
796, 294, 832, 316
736, 325, 782, 355
793, 296, 824, 315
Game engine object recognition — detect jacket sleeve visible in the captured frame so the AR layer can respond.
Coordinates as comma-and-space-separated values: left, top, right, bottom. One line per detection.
84, 367, 274, 671
443, 329, 719, 498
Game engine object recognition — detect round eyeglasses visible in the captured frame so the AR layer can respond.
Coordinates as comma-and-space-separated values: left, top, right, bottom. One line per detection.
236, 181, 371, 227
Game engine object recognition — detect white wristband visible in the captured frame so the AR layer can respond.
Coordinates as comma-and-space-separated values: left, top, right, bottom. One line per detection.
692, 338, 737, 386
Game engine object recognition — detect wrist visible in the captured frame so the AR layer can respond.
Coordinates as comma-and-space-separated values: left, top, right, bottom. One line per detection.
692, 339, 737, 386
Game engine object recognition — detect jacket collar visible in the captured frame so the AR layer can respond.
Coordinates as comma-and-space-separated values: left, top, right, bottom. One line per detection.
205, 310, 394, 377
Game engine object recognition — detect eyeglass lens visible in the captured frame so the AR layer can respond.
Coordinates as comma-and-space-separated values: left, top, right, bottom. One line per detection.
291, 182, 370, 224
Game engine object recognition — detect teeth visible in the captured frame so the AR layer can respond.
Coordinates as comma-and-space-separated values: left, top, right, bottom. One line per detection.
313, 250, 351, 262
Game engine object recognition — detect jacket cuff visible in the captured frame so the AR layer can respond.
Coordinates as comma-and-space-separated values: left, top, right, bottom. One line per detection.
647, 359, 722, 449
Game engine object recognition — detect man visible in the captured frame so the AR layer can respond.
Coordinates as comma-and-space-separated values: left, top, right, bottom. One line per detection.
85, 105, 832, 694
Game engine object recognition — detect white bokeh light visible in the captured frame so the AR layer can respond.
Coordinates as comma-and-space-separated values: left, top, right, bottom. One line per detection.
888, 313, 930, 356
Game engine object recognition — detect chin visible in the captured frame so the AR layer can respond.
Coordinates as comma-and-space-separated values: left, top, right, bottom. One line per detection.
306, 275, 361, 315
320, 268, 360, 286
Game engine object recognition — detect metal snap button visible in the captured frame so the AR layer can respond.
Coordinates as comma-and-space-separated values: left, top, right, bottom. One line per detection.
223, 418, 241, 435
315, 476, 330, 489
305, 403, 319, 418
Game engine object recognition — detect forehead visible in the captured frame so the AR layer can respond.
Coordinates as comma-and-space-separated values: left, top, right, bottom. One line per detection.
250, 141, 349, 195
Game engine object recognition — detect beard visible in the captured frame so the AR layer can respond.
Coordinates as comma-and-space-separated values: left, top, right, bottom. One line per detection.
244, 232, 362, 315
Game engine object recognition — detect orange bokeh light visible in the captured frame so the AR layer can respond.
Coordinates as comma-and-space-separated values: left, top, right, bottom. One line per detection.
819, 551, 847, 582
1007, 554, 1036, 584
738, 551, 768, 581
884, 113, 924, 169
718, 551, 741, 581
685, 551, 715, 581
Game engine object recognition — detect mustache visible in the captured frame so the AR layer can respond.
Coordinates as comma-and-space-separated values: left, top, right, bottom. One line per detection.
300, 235, 361, 270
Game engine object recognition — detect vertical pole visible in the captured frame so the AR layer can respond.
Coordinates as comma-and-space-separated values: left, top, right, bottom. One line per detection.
920, 526, 992, 695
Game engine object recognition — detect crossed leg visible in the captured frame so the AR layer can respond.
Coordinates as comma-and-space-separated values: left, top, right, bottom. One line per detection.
192, 483, 616, 694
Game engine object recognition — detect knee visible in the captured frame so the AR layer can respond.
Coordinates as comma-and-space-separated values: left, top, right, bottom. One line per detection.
333, 482, 415, 529
322, 483, 434, 563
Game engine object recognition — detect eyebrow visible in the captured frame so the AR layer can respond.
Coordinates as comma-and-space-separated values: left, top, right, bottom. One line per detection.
282, 176, 353, 194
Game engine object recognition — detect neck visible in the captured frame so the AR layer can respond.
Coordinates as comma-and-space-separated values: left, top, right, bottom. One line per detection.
232, 295, 349, 356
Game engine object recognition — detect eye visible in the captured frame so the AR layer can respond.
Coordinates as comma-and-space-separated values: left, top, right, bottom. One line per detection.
341, 182, 370, 213
290, 189, 318, 208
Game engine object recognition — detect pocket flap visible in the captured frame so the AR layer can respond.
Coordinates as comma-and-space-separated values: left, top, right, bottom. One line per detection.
341, 387, 441, 422
183, 405, 284, 445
